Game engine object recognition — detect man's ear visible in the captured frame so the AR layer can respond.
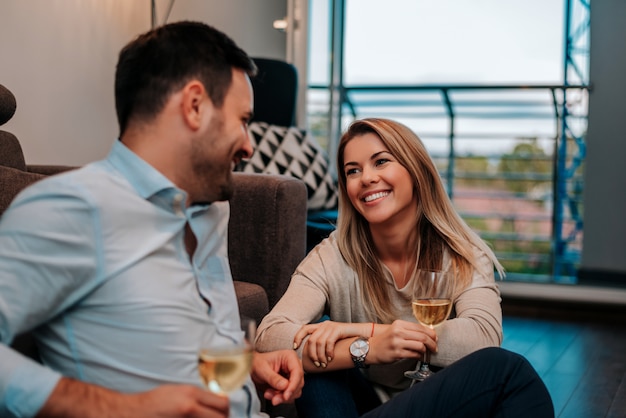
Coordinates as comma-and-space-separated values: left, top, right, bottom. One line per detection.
181, 80, 212, 130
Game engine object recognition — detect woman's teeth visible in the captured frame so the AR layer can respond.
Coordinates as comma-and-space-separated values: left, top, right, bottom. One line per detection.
364, 191, 389, 202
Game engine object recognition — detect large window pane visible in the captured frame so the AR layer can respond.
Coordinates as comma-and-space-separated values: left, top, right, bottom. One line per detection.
343, 0, 564, 85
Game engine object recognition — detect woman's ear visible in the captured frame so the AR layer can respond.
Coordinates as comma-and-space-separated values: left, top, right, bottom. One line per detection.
181, 80, 212, 130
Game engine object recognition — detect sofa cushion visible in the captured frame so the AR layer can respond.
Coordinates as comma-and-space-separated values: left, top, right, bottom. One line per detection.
233, 280, 269, 326
229, 173, 307, 308
0, 132, 27, 171
237, 122, 338, 211
0, 165, 44, 215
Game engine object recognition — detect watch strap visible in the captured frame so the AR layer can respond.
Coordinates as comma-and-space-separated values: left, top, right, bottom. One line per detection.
352, 355, 367, 369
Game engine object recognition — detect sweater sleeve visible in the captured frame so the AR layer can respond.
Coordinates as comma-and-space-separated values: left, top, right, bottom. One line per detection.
255, 251, 330, 354
255, 234, 359, 356
429, 249, 503, 367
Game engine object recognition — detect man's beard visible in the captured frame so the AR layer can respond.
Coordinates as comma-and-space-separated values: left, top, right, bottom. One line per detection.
188, 111, 235, 203
190, 150, 234, 203
215, 171, 235, 201
189, 129, 235, 203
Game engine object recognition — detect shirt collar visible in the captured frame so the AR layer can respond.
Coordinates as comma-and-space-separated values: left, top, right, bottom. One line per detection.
107, 139, 181, 201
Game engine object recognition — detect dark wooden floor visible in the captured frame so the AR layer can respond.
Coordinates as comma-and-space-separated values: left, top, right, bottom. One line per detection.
501, 299, 626, 418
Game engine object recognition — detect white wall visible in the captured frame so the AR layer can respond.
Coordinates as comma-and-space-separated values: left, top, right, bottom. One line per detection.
580, 0, 626, 277
0, 0, 286, 166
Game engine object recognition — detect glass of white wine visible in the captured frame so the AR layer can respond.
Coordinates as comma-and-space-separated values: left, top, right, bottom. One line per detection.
198, 317, 256, 395
404, 269, 452, 382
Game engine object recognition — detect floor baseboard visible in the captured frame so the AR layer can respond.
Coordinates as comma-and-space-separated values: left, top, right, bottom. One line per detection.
499, 281, 626, 323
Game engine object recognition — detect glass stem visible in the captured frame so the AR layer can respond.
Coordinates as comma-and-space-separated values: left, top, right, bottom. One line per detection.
421, 349, 431, 369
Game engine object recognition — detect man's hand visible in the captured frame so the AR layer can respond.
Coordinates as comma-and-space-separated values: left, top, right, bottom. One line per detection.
36, 377, 229, 418
250, 350, 304, 406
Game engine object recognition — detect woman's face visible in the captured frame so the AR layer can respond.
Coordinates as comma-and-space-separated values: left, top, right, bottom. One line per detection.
342, 132, 417, 229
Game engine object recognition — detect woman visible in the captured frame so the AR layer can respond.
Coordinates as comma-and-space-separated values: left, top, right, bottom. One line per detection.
256, 118, 508, 415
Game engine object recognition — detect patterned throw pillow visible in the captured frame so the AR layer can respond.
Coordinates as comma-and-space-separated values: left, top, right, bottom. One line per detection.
236, 122, 338, 211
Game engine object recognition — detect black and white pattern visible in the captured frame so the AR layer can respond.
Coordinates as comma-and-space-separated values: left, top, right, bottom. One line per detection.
236, 122, 338, 211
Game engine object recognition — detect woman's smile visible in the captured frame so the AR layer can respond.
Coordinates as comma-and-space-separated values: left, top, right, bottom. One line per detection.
362, 190, 390, 203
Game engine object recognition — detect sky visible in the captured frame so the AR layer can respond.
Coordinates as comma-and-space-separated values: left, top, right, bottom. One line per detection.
309, 0, 565, 85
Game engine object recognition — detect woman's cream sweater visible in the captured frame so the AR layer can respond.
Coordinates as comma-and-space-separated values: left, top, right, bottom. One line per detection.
256, 231, 502, 394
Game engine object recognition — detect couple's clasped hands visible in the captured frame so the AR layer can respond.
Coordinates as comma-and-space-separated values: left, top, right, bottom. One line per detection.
293, 320, 438, 371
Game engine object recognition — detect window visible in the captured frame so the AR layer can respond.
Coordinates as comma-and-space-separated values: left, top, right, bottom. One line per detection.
304, 0, 590, 283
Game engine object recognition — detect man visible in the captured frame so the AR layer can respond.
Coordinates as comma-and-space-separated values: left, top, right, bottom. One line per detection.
0, 21, 302, 417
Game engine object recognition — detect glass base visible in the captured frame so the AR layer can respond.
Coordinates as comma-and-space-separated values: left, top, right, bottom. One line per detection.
404, 364, 434, 382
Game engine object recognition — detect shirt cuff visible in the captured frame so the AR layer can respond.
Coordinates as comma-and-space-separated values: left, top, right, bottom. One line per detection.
0, 347, 61, 418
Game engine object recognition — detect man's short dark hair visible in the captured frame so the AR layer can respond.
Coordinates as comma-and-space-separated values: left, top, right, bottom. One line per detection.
115, 21, 257, 135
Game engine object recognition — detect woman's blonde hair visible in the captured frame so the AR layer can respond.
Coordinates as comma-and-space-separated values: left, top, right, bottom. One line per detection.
336, 118, 504, 323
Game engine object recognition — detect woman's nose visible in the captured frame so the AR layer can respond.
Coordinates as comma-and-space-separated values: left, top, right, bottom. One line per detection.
361, 165, 379, 184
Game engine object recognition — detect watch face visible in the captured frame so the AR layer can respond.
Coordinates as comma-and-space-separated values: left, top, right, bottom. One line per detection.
350, 338, 369, 357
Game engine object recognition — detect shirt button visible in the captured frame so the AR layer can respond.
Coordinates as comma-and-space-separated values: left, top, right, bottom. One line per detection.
173, 193, 184, 216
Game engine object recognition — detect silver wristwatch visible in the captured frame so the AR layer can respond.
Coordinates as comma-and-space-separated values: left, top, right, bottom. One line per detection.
349, 337, 370, 368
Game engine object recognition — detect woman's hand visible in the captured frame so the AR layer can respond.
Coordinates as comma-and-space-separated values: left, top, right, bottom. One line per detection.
293, 320, 437, 370
368, 320, 438, 364
293, 321, 371, 367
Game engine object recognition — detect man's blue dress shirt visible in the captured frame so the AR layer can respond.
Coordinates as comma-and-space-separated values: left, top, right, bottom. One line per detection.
0, 141, 262, 417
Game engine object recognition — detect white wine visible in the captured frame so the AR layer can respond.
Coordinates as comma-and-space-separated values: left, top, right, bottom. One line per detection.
412, 298, 452, 327
198, 346, 253, 394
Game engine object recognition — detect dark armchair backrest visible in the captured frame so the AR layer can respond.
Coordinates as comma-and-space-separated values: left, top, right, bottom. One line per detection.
251, 58, 298, 127
0, 84, 28, 171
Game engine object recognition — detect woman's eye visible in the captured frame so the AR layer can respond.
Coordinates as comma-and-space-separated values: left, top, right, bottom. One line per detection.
345, 168, 359, 176
375, 158, 390, 166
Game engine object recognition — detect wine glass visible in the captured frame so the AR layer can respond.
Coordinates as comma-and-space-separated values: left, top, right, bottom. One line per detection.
198, 317, 256, 394
404, 269, 452, 382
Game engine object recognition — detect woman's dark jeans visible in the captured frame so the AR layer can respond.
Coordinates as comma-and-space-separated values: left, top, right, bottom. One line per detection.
295, 347, 554, 418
